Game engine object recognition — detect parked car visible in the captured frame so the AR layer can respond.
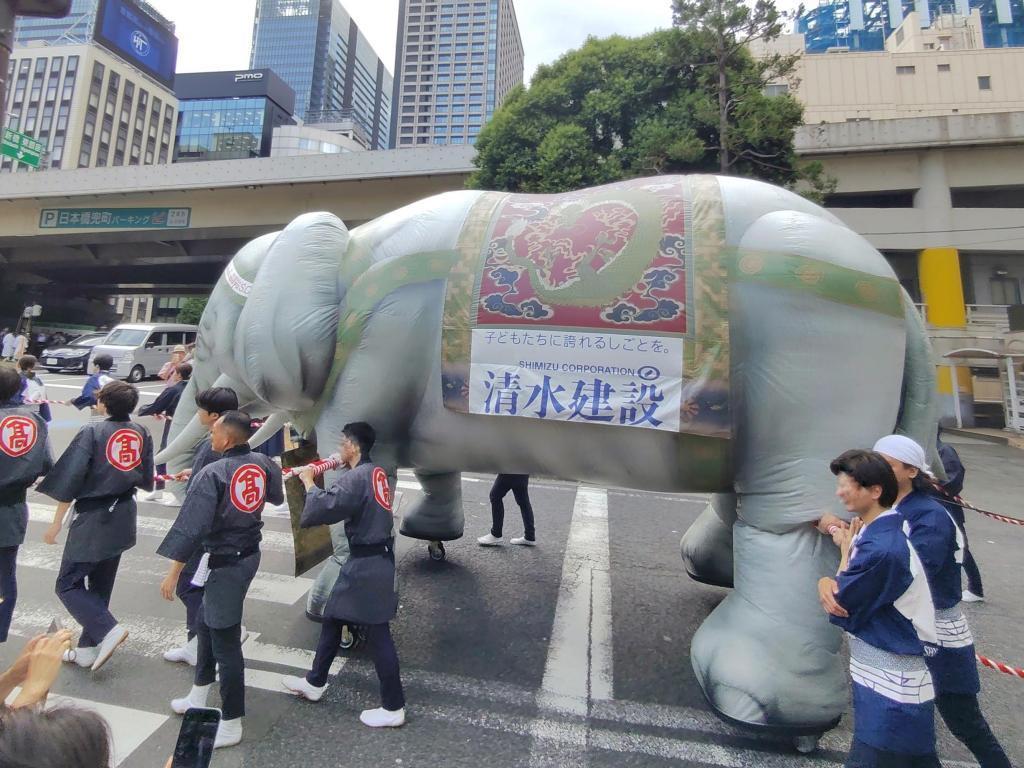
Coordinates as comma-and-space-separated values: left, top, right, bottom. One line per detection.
39, 332, 110, 373
89, 323, 198, 383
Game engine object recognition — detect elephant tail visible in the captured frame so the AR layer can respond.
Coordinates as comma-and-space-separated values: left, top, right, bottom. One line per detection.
895, 288, 943, 478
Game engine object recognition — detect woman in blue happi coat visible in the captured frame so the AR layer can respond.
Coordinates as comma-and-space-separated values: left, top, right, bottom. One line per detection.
873, 435, 1009, 768
817, 449, 940, 768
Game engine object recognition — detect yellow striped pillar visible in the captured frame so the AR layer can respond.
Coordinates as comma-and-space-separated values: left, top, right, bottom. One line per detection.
918, 247, 974, 425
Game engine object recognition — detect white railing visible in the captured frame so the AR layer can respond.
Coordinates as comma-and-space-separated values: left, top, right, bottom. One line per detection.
914, 303, 1010, 330
966, 304, 1010, 331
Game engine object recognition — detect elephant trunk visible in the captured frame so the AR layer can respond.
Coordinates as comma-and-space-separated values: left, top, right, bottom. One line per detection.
235, 212, 350, 413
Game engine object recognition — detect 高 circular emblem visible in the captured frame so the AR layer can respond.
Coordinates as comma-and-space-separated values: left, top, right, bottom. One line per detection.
230, 464, 267, 513
0, 415, 38, 458
105, 429, 143, 471
372, 467, 392, 511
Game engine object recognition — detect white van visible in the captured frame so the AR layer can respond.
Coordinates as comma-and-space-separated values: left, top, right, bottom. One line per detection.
90, 323, 198, 383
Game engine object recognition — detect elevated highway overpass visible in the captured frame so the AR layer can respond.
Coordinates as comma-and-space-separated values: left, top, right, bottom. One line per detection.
0, 145, 477, 290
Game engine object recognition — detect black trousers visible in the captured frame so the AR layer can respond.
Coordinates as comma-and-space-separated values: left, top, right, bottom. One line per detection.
0, 546, 17, 642
55, 555, 121, 647
307, 619, 405, 711
936, 692, 1010, 768
194, 619, 245, 720
489, 474, 535, 540
175, 567, 203, 641
154, 420, 171, 491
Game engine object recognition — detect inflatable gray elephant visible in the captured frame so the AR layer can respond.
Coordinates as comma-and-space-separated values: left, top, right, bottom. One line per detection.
159, 174, 939, 738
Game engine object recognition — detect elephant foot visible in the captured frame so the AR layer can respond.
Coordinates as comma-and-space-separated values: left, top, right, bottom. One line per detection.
690, 591, 845, 734
398, 470, 465, 541
680, 495, 735, 588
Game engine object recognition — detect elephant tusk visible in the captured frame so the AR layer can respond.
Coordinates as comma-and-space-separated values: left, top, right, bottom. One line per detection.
249, 411, 289, 450
155, 412, 206, 465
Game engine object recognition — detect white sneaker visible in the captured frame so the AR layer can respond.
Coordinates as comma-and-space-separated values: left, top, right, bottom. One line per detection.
477, 533, 503, 546
511, 536, 536, 546
163, 635, 197, 665
142, 490, 164, 502
359, 707, 405, 728
91, 625, 128, 671
171, 683, 211, 715
63, 646, 97, 668
281, 675, 327, 702
962, 590, 985, 603
214, 717, 242, 748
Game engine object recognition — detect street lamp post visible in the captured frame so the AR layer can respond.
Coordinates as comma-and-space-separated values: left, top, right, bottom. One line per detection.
0, 1, 72, 126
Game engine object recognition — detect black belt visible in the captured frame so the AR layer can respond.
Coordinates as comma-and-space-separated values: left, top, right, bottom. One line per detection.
77, 490, 135, 522
349, 539, 393, 559
0, 486, 27, 506
208, 546, 259, 569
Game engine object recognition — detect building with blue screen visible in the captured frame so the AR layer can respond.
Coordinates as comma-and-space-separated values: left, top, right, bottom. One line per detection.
249, 0, 393, 149
14, 0, 174, 49
798, 0, 1024, 52
174, 69, 296, 162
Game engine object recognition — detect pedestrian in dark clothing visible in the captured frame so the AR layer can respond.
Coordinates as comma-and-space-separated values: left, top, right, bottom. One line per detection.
478, 474, 536, 546
282, 422, 406, 728
158, 411, 283, 749
139, 363, 191, 503
932, 428, 984, 602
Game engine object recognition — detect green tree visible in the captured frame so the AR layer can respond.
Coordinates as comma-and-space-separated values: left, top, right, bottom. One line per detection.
177, 297, 208, 325
469, 28, 832, 198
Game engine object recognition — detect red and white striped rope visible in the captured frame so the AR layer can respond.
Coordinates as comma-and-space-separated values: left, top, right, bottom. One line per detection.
155, 455, 342, 484
931, 482, 1024, 527
977, 653, 1024, 679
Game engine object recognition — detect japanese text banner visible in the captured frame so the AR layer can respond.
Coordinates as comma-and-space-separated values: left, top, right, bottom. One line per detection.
468, 329, 684, 431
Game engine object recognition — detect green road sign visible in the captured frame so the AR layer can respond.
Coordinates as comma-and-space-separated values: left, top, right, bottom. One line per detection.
39, 207, 192, 229
1, 128, 44, 168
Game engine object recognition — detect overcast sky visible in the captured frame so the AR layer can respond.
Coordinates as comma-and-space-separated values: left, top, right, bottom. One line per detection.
145, 0, 676, 83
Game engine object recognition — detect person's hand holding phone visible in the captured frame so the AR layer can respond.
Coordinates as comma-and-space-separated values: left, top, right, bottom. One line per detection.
172, 707, 221, 768
11, 629, 74, 708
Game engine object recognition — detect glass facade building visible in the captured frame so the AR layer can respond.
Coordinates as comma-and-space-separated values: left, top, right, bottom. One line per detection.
173, 70, 296, 162
390, 0, 523, 148
249, 0, 393, 149
798, 0, 1024, 52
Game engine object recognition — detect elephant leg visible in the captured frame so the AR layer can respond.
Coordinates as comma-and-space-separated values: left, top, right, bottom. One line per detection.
691, 511, 846, 733
680, 493, 735, 588
399, 470, 464, 541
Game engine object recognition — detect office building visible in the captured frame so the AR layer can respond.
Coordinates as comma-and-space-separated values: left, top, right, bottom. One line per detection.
174, 69, 296, 162
249, 0, 393, 149
797, 0, 1024, 52
390, 0, 523, 148
754, 10, 1024, 123
3, 40, 178, 172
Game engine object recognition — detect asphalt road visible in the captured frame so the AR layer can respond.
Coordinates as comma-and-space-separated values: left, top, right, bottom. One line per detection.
2, 372, 1020, 767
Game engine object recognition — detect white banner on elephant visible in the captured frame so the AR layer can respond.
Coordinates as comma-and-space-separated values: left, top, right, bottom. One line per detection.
467, 329, 683, 432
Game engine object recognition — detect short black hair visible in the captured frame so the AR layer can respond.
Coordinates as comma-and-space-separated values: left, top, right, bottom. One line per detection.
830, 449, 899, 508
92, 354, 113, 371
0, 366, 21, 402
342, 421, 375, 455
16, 355, 36, 372
175, 362, 192, 381
220, 410, 254, 442
195, 386, 238, 415
98, 381, 138, 420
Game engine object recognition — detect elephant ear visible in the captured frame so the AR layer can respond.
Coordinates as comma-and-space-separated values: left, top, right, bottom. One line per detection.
236, 212, 349, 411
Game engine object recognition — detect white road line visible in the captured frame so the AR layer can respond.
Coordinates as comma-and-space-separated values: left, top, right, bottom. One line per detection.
16, 542, 312, 606
537, 485, 613, 713
27, 503, 296, 553
529, 485, 612, 768
6, 689, 169, 767
33, 382, 159, 398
